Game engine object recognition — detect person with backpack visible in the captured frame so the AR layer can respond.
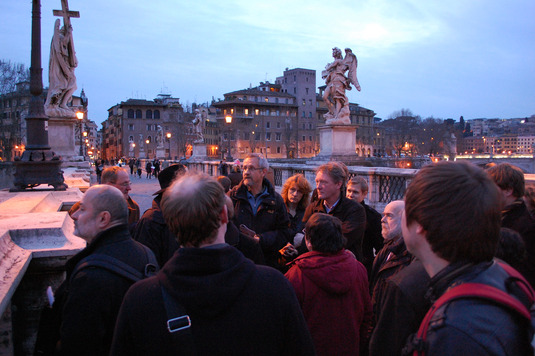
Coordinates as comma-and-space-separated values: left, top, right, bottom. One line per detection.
401, 161, 534, 355
111, 173, 314, 355
35, 185, 158, 355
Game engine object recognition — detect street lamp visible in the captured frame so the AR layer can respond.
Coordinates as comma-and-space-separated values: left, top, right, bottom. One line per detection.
166, 132, 171, 160
145, 139, 150, 159
76, 111, 84, 157
225, 115, 233, 161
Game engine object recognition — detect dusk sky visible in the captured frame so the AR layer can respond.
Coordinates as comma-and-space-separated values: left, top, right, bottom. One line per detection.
2, 0, 534, 126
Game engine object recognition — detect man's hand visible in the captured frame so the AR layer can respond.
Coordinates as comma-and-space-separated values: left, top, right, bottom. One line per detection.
240, 224, 256, 239
280, 243, 298, 258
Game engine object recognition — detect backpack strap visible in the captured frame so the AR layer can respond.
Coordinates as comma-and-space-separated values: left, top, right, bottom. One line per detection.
72, 254, 145, 284
159, 282, 197, 355
412, 282, 531, 356
140, 244, 159, 277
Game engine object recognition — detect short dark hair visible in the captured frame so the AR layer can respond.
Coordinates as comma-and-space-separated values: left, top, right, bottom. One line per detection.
348, 176, 368, 193
217, 176, 231, 193
497, 228, 527, 266
161, 172, 225, 247
305, 213, 346, 253
405, 161, 501, 263
486, 163, 525, 198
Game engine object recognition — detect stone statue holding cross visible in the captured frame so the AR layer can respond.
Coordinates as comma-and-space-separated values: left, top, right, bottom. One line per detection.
44, 0, 80, 118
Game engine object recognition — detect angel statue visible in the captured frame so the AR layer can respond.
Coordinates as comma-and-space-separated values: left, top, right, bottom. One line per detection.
192, 108, 207, 143
321, 47, 361, 125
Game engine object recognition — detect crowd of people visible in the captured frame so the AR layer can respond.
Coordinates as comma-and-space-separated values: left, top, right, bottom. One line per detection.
34, 155, 535, 355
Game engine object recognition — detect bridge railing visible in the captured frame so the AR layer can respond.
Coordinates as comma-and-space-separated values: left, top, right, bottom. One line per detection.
185, 160, 418, 210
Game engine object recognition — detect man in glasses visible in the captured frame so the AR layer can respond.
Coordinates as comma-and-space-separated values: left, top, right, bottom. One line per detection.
69, 166, 140, 230
229, 153, 291, 269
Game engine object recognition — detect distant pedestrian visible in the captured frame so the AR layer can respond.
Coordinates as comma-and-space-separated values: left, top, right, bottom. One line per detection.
153, 159, 160, 178
137, 166, 142, 178
145, 161, 152, 179
129, 159, 135, 175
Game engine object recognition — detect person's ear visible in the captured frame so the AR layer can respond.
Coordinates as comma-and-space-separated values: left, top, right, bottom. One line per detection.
220, 204, 229, 224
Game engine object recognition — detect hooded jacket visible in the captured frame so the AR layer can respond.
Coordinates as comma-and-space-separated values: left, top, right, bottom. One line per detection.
111, 245, 315, 356
285, 250, 372, 356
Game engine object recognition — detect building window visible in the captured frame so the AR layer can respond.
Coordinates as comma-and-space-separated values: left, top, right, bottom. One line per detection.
309, 136, 312, 141
255, 109, 259, 115
302, 123, 305, 129
127, 109, 134, 118
245, 108, 249, 116
129, 135, 134, 142
146, 110, 152, 119
277, 122, 281, 129
302, 135, 306, 142
293, 88, 296, 94
147, 135, 152, 143
135, 110, 142, 118
309, 112, 312, 118
264, 97, 269, 103
276, 132, 281, 141
285, 98, 289, 104
266, 122, 270, 129
309, 123, 313, 129
302, 111, 305, 118
266, 109, 270, 116
302, 99, 306, 106
277, 146, 281, 154
147, 124, 152, 131
128, 124, 134, 131
266, 132, 271, 141
305, 88, 309, 94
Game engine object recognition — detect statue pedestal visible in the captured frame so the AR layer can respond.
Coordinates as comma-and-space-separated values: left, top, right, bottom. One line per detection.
138, 148, 145, 159
189, 143, 208, 162
47, 117, 77, 161
156, 147, 166, 160
313, 124, 357, 161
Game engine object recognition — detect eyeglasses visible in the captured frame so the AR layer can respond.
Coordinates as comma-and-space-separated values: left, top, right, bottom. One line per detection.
116, 181, 131, 187
243, 165, 262, 172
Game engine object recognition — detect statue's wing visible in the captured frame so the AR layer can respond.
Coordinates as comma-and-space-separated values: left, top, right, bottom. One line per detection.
346, 53, 361, 91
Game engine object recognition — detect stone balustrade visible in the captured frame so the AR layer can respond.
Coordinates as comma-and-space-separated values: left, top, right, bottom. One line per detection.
186, 160, 418, 211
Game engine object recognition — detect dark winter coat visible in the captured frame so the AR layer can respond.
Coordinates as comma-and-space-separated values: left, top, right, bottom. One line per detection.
53, 225, 157, 356
361, 202, 383, 277
369, 236, 412, 319
134, 195, 266, 267
110, 245, 315, 356
229, 178, 291, 269
369, 259, 430, 356
501, 199, 535, 286
285, 250, 372, 356
404, 260, 533, 355
303, 195, 366, 261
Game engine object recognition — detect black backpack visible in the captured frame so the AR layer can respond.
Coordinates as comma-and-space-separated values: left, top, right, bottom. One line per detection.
408, 262, 535, 356
34, 245, 158, 355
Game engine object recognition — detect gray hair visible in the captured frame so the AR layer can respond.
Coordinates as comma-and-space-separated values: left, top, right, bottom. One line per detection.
245, 153, 269, 170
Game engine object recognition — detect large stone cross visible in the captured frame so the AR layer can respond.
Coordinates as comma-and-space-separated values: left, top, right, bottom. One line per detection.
52, 0, 80, 28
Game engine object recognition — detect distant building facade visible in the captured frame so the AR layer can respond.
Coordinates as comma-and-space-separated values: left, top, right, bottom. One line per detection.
101, 94, 219, 161
212, 82, 299, 159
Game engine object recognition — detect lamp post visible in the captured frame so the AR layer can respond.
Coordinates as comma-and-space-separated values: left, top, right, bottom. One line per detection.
76, 111, 84, 156
166, 132, 171, 160
145, 139, 150, 159
225, 115, 233, 161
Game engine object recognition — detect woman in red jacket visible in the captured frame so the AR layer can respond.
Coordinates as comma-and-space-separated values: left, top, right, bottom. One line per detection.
285, 213, 372, 356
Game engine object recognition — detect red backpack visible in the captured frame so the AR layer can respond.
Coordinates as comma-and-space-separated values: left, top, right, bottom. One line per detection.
412, 262, 535, 356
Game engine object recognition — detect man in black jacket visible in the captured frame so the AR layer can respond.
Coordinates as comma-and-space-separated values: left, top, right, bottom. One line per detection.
229, 153, 291, 269
111, 172, 315, 356
487, 162, 535, 287
347, 176, 383, 276
402, 161, 532, 355
50, 185, 157, 355
302, 162, 366, 261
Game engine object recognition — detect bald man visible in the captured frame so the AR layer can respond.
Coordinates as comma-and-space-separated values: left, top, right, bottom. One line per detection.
45, 185, 156, 355
369, 201, 413, 319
